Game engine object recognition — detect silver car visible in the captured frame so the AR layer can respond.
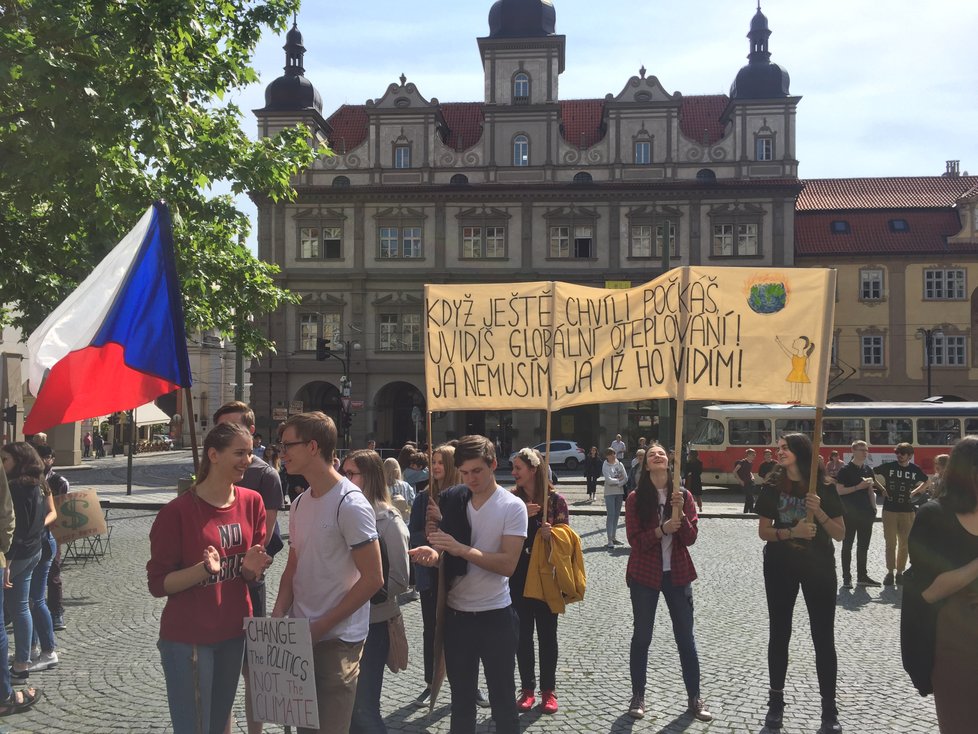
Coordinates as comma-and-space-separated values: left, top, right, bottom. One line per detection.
509, 440, 585, 470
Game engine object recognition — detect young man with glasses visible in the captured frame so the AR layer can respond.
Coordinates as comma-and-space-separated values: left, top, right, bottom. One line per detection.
213, 401, 285, 734
271, 411, 383, 734
834, 441, 881, 588
408, 435, 527, 734
873, 443, 927, 586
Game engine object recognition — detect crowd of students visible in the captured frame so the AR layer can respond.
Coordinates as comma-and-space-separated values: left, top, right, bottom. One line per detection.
137, 401, 975, 734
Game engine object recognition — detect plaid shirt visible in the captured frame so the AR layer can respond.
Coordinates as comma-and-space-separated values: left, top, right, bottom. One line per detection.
625, 488, 699, 589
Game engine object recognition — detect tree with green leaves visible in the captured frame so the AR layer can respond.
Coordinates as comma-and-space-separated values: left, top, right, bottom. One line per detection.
0, 0, 321, 355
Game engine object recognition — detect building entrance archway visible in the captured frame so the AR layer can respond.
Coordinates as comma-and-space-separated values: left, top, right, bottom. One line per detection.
293, 381, 342, 432
375, 381, 426, 449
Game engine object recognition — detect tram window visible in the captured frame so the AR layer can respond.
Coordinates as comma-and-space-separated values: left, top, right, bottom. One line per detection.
917, 418, 961, 446
691, 419, 724, 446
729, 419, 771, 446
966, 419, 978, 435
775, 419, 815, 437
823, 418, 865, 446
869, 418, 912, 446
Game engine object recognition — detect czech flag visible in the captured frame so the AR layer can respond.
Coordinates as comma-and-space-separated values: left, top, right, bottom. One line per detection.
23, 202, 192, 435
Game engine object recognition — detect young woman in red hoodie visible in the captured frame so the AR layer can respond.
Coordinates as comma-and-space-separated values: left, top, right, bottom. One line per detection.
147, 422, 270, 734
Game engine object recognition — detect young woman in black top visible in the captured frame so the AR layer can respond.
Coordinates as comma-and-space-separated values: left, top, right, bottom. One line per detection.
755, 433, 845, 734
583, 447, 602, 504
908, 436, 978, 734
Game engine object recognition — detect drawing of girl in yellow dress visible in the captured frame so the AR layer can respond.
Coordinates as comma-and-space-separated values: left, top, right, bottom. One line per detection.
775, 336, 815, 404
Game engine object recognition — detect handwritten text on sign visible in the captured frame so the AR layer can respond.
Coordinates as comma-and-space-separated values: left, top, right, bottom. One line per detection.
245, 617, 319, 729
424, 267, 836, 410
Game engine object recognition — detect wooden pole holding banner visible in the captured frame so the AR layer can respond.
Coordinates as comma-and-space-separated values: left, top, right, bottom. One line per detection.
671, 401, 686, 522
805, 406, 825, 524
542, 409, 552, 521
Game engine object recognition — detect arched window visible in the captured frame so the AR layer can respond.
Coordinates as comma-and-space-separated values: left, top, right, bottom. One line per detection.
513, 73, 530, 103
450, 174, 469, 185
696, 168, 717, 183
573, 172, 593, 184
513, 135, 529, 167
332, 175, 351, 188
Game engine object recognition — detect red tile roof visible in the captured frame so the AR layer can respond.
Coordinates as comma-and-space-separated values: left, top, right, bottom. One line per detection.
440, 103, 484, 151
322, 93, 732, 154
795, 210, 971, 256
678, 95, 729, 146
797, 176, 978, 211
560, 99, 605, 148
325, 105, 369, 153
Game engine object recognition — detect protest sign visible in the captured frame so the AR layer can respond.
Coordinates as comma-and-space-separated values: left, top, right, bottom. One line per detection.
424, 267, 836, 411
245, 617, 319, 729
51, 490, 107, 545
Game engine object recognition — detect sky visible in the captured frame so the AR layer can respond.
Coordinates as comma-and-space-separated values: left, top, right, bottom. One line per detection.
226, 0, 978, 250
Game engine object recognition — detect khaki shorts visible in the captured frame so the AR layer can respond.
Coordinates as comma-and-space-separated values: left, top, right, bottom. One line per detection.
298, 637, 365, 734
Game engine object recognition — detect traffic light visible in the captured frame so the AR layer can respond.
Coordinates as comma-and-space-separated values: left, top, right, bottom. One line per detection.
1, 405, 16, 424
343, 411, 354, 430
316, 338, 329, 361
108, 413, 120, 425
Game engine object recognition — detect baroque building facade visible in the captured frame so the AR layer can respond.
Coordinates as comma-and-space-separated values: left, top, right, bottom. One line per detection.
251, 1, 803, 452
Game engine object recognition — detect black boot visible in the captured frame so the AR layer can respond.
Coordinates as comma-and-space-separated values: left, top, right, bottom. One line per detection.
818, 699, 842, 734
765, 689, 785, 729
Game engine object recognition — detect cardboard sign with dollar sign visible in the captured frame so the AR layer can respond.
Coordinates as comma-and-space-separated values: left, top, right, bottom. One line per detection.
52, 490, 107, 545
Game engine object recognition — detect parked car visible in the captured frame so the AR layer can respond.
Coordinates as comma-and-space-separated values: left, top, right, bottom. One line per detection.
509, 440, 585, 470
151, 433, 173, 450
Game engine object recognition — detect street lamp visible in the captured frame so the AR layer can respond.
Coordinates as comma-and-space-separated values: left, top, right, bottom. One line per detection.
316, 338, 362, 447
916, 327, 944, 399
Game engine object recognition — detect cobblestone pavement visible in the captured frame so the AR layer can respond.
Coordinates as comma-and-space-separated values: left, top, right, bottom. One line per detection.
1, 507, 937, 734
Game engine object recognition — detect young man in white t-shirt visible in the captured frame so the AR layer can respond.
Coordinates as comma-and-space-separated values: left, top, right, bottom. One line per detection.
410, 435, 527, 734
271, 412, 383, 734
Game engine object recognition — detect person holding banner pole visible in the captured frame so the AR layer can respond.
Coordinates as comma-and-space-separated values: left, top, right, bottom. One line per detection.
755, 433, 845, 734
625, 443, 712, 722
146, 423, 270, 734
510, 447, 569, 715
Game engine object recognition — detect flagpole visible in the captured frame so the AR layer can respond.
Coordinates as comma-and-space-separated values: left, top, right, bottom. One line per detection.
126, 409, 135, 495
185, 387, 200, 474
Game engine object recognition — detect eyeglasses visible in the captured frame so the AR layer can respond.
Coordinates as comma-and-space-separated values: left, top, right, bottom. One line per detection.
277, 440, 310, 453
344, 470, 362, 478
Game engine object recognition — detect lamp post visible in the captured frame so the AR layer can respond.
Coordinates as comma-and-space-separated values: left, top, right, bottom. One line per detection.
316, 338, 361, 448
916, 327, 944, 399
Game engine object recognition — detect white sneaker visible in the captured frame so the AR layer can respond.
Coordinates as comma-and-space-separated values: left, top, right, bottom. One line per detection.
30, 651, 58, 671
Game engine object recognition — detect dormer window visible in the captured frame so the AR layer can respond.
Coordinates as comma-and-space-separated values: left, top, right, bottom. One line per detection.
889, 219, 909, 232
755, 137, 773, 161
513, 135, 529, 167
513, 73, 530, 104
830, 220, 850, 234
394, 144, 411, 169
634, 141, 651, 165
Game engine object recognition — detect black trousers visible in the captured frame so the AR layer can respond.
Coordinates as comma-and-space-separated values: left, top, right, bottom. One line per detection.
444, 606, 519, 734
841, 505, 874, 580
763, 547, 837, 702
515, 595, 558, 691
420, 586, 437, 684
743, 482, 756, 513
586, 477, 597, 496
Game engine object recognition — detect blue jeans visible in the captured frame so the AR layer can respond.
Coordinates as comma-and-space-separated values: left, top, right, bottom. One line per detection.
605, 494, 623, 543
628, 573, 702, 698
444, 606, 519, 734
158, 636, 245, 734
8, 550, 41, 665
350, 620, 390, 734
30, 532, 56, 652
0, 578, 11, 700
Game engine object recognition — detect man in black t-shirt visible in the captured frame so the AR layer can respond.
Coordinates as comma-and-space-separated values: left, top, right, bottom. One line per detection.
874, 442, 927, 586
834, 440, 880, 588
734, 449, 756, 513
757, 449, 778, 480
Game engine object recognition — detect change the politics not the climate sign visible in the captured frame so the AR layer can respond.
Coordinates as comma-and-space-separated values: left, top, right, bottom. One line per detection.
424, 267, 837, 412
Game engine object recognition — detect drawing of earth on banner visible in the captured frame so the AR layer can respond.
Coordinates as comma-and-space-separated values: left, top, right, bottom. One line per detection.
745, 274, 788, 314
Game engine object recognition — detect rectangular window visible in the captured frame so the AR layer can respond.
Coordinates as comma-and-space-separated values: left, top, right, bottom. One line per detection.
300, 227, 321, 259
654, 221, 679, 258
485, 226, 505, 258
755, 138, 773, 161
861, 335, 884, 368
323, 227, 342, 259
711, 222, 758, 257
924, 268, 966, 299
402, 227, 422, 258
631, 225, 652, 257
299, 314, 319, 351
394, 145, 411, 169
822, 418, 865, 446
774, 418, 815, 436
380, 227, 399, 258
869, 418, 912, 446
917, 418, 961, 446
379, 313, 421, 352
728, 419, 771, 446
462, 226, 481, 258
322, 313, 341, 345
461, 226, 506, 259
573, 225, 594, 258
931, 334, 967, 367
860, 269, 884, 300
549, 226, 569, 258
634, 141, 651, 165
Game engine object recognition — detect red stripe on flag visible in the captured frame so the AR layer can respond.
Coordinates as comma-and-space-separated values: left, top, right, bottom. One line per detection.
23, 343, 179, 434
